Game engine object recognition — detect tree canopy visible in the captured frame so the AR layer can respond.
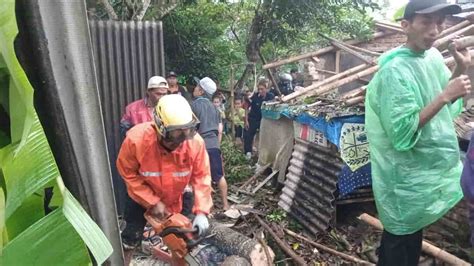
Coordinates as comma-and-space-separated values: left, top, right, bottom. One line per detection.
89, 0, 380, 89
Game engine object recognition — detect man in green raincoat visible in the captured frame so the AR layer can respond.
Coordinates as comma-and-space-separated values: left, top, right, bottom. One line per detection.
366, 0, 472, 265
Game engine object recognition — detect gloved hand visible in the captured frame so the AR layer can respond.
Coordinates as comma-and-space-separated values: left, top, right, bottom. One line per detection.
192, 214, 209, 236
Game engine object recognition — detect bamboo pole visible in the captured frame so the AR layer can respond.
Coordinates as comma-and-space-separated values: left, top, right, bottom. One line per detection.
314, 68, 338, 75
254, 215, 307, 266
434, 25, 474, 51
341, 43, 382, 57
284, 228, 374, 265
375, 20, 402, 30
344, 95, 365, 106
262, 32, 390, 70
438, 13, 474, 38
281, 64, 369, 102
329, 39, 374, 65
259, 51, 282, 97
375, 22, 404, 34
358, 213, 470, 266
308, 65, 379, 97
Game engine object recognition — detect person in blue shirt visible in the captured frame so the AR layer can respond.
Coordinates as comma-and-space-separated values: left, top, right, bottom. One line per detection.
244, 80, 275, 159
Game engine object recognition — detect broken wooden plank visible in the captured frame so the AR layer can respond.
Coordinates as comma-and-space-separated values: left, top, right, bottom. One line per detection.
284, 228, 374, 265
358, 213, 470, 266
251, 171, 279, 194
238, 163, 272, 192
254, 214, 307, 265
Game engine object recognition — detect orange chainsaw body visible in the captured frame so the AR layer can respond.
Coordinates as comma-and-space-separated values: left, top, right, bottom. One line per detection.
144, 212, 197, 265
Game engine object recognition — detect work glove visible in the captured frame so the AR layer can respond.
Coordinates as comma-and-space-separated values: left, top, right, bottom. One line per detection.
192, 214, 209, 236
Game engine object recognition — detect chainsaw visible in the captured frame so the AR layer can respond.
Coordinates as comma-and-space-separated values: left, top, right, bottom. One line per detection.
144, 211, 205, 266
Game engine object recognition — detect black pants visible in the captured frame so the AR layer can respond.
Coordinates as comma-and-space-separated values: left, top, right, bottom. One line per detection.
244, 118, 260, 154
377, 230, 423, 266
121, 192, 194, 247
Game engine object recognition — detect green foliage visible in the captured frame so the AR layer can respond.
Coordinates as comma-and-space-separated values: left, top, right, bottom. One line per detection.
0, 1, 112, 264
221, 137, 253, 184
162, 1, 247, 84
266, 208, 287, 223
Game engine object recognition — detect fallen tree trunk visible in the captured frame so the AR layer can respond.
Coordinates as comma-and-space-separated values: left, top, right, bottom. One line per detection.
254, 215, 307, 265
262, 32, 390, 70
207, 222, 275, 265
284, 228, 374, 265
358, 213, 470, 266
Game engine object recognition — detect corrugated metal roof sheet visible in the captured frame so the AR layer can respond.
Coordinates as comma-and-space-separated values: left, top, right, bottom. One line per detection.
89, 19, 165, 212
278, 138, 344, 236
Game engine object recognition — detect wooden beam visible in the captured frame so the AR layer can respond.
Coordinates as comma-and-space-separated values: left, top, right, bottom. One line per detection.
375, 22, 404, 34
251, 171, 278, 194
434, 25, 474, 51
262, 32, 390, 70
259, 51, 282, 97
281, 64, 369, 102
358, 213, 470, 266
335, 51, 341, 73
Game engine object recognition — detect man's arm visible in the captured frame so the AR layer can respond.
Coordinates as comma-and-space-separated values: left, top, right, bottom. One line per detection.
418, 75, 471, 129
190, 139, 212, 215
218, 122, 223, 143
120, 108, 133, 138
116, 137, 160, 209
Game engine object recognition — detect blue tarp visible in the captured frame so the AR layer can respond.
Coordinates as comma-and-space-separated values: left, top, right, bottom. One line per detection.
262, 107, 364, 147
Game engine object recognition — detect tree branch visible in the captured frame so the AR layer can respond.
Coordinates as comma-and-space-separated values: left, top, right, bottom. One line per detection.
134, 0, 151, 21
100, 0, 118, 20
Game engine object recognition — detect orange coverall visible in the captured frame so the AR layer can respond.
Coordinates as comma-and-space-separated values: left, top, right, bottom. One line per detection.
116, 122, 213, 215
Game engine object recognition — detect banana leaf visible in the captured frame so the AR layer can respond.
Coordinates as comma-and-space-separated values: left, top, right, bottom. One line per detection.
0, 0, 113, 264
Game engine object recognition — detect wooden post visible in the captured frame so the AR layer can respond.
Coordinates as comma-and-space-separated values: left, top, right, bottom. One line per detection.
229, 66, 235, 140
335, 51, 341, 73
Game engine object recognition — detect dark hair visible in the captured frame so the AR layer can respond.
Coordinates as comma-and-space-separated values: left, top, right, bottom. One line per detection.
212, 94, 221, 101
290, 68, 298, 74
234, 97, 242, 102
257, 79, 268, 88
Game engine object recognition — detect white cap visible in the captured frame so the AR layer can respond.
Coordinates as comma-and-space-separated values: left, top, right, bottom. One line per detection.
196, 77, 217, 95
148, 76, 169, 89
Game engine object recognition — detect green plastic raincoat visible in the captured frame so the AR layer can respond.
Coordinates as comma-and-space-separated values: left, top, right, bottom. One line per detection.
365, 47, 463, 235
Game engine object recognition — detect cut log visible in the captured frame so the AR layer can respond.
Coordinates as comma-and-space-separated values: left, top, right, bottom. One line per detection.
254, 215, 307, 265
358, 213, 470, 266
262, 32, 390, 70
284, 228, 374, 265
207, 222, 275, 265
221, 255, 251, 266
434, 25, 474, 51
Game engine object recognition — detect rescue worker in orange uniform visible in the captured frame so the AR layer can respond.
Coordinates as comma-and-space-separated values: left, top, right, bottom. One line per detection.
117, 94, 212, 251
